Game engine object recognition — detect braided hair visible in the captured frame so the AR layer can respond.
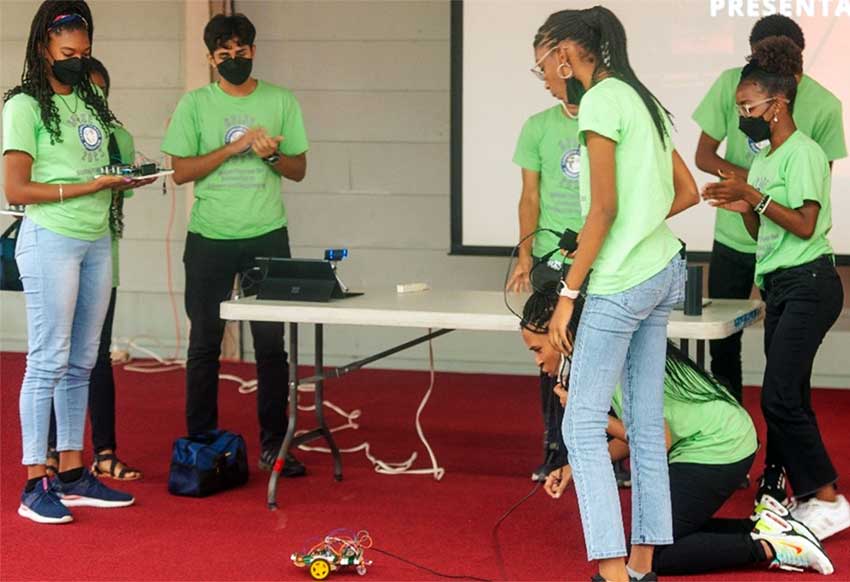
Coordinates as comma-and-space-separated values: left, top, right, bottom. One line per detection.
522, 283, 740, 407
741, 36, 802, 113
535, 6, 673, 145
520, 281, 584, 342
3, 1, 118, 144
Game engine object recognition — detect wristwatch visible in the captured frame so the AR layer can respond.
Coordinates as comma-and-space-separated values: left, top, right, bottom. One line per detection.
557, 279, 580, 300
263, 152, 281, 165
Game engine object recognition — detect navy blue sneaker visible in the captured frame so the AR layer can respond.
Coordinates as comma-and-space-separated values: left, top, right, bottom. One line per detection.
52, 470, 134, 508
18, 477, 73, 524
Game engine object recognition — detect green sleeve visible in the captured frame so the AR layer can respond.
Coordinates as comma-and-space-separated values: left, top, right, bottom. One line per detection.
161, 93, 200, 158
811, 100, 847, 162
512, 116, 542, 171
692, 70, 735, 142
784, 144, 829, 209
2, 96, 38, 158
610, 387, 624, 419
578, 88, 621, 145
280, 92, 309, 156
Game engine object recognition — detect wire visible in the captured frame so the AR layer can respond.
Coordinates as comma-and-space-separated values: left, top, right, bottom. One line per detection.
491, 480, 543, 582
295, 331, 446, 480
370, 547, 493, 582
503, 227, 567, 320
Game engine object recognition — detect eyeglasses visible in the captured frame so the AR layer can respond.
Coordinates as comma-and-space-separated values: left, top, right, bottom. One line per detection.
530, 45, 559, 80
736, 97, 788, 117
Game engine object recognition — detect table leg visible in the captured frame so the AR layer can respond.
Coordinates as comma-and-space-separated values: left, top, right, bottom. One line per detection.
696, 339, 706, 369
267, 321, 299, 510
314, 324, 343, 481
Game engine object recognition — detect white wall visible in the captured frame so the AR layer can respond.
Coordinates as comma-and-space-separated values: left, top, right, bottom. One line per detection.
1, 0, 847, 387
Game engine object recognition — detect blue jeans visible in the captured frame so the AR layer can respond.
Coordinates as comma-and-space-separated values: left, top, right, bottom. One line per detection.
564, 256, 686, 560
15, 218, 112, 465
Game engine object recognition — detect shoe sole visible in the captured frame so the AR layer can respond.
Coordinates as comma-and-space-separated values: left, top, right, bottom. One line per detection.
259, 461, 307, 478
59, 495, 134, 508
18, 504, 73, 524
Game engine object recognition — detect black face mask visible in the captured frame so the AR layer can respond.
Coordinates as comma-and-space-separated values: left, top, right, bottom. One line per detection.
217, 57, 253, 85
739, 115, 771, 143
52, 57, 87, 87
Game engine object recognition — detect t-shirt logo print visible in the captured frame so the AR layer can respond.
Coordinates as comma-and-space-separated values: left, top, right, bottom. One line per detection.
224, 125, 251, 155
66, 112, 104, 163
561, 146, 580, 180
747, 137, 765, 155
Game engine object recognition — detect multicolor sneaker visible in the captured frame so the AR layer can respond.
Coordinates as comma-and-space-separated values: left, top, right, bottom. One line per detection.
51, 470, 134, 508
756, 464, 788, 505
790, 494, 850, 542
752, 509, 834, 574
753, 494, 822, 547
18, 478, 73, 524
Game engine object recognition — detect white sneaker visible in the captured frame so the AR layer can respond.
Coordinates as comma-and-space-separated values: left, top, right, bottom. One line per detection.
790, 494, 850, 542
752, 510, 834, 575
753, 494, 821, 547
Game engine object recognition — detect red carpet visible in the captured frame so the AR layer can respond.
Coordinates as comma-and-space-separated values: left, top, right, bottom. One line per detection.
1, 351, 848, 581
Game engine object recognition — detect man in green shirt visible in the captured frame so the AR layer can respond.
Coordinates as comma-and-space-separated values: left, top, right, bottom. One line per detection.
161, 14, 309, 476
692, 14, 846, 402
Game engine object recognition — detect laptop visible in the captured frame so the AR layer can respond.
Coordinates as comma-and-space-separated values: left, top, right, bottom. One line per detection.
254, 257, 362, 302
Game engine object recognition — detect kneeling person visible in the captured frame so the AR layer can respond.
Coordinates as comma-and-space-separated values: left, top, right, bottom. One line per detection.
519, 286, 834, 577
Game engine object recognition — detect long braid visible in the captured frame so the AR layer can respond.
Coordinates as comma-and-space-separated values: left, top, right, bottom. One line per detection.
3, 1, 117, 144
536, 6, 673, 145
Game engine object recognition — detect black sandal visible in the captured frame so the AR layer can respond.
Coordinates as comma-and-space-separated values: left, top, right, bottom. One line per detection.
91, 452, 142, 481
45, 448, 59, 477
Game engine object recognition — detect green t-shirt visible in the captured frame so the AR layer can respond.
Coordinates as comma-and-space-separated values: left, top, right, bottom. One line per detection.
513, 105, 583, 259
611, 381, 757, 465
577, 78, 681, 295
2, 91, 112, 241
161, 80, 309, 239
748, 131, 833, 288
693, 68, 847, 253
110, 125, 135, 287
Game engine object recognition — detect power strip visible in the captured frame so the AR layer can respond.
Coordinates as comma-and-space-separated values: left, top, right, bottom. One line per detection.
396, 282, 430, 294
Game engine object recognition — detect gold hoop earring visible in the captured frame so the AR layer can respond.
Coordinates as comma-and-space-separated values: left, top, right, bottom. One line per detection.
557, 63, 573, 80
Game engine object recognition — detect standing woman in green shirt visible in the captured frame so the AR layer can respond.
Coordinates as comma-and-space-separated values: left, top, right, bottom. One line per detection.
693, 15, 846, 405
537, 7, 698, 582
2, 1, 144, 523
508, 30, 586, 481
703, 37, 849, 542
44, 58, 143, 481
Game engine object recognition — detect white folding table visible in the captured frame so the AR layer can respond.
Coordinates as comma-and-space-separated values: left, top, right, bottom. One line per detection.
220, 291, 764, 508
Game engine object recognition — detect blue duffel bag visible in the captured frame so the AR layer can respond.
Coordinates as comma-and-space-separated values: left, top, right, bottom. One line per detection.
168, 430, 249, 497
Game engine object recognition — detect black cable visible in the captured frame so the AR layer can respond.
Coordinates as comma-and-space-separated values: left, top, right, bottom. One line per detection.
491, 479, 544, 581
370, 546, 493, 582
503, 227, 566, 320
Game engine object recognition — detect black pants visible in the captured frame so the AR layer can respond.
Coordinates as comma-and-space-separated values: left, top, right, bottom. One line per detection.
761, 256, 842, 497
48, 287, 119, 453
184, 228, 290, 453
653, 454, 764, 575
532, 257, 568, 466
708, 241, 756, 403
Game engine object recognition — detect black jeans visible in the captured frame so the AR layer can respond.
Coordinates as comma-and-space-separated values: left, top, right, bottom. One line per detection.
708, 241, 756, 403
184, 228, 291, 453
653, 454, 763, 575
48, 287, 119, 454
532, 257, 568, 466
761, 256, 842, 497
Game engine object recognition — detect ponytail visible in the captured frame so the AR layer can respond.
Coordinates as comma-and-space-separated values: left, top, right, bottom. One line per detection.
537, 5, 673, 145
